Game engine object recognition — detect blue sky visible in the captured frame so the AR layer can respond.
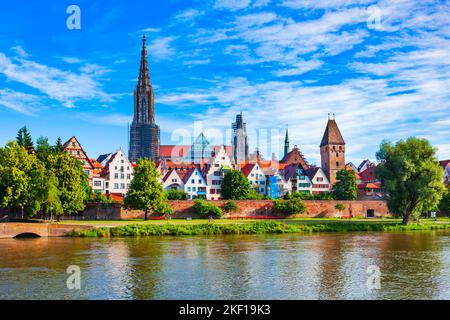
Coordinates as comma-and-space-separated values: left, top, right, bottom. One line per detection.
0, 0, 449, 166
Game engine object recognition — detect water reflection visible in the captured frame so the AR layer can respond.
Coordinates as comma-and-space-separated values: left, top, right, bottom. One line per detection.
0, 232, 449, 300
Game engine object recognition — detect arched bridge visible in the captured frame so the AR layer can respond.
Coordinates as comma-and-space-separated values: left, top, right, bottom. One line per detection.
0, 223, 93, 239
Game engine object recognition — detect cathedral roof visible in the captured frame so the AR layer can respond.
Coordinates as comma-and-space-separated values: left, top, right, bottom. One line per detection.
320, 119, 345, 147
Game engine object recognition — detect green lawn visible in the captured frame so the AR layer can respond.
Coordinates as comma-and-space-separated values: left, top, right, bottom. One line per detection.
58, 217, 450, 227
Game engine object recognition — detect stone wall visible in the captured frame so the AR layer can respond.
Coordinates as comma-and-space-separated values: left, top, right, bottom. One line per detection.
119, 200, 390, 219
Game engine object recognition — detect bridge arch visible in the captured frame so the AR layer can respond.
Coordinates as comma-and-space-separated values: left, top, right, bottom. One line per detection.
13, 232, 42, 239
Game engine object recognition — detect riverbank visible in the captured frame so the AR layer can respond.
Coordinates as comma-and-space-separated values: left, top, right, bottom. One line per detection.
66, 219, 450, 237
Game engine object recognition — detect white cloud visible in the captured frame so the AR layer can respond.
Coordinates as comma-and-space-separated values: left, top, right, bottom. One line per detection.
275, 59, 323, 77
11, 46, 29, 58
215, 0, 252, 11
0, 88, 43, 115
62, 57, 82, 64
149, 36, 177, 60
0, 50, 114, 109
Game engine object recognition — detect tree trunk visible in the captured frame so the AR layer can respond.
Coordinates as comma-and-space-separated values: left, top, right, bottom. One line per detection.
402, 209, 411, 225
144, 209, 148, 221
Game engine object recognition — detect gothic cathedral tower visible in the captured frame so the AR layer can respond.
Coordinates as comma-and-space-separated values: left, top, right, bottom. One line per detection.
320, 114, 345, 187
129, 35, 160, 163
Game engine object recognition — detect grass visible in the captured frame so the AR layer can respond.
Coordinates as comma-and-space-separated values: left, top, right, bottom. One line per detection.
65, 220, 450, 237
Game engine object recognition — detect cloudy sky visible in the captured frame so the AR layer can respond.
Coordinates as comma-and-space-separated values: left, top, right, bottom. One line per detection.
0, 0, 448, 165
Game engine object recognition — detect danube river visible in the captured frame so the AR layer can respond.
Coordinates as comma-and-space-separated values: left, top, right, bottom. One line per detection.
1, 232, 450, 299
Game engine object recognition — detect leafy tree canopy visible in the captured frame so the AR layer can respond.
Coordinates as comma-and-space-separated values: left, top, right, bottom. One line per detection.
333, 169, 358, 200
124, 159, 171, 220
376, 137, 445, 224
221, 170, 255, 200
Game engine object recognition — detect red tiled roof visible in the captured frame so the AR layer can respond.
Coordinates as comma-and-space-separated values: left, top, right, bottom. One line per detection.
159, 145, 190, 158
241, 163, 256, 177
359, 165, 377, 183
109, 193, 124, 202
358, 182, 381, 189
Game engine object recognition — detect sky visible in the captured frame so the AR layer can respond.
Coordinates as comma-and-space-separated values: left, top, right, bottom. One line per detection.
0, 0, 449, 166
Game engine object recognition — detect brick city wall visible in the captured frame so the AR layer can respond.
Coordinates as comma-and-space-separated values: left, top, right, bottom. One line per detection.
119, 200, 391, 219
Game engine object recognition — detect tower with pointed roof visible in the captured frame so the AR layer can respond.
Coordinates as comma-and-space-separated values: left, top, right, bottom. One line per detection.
284, 127, 290, 158
129, 34, 160, 163
320, 114, 345, 187
231, 112, 249, 165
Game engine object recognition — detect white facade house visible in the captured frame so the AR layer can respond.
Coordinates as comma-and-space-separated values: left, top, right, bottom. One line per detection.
242, 163, 267, 195
162, 169, 185, 191
206, 145, 233, 200
281, 163, 313, 195
92, 176, 106, 193
183, 168, 208, 199
101, 149, 134, 195
306, 167, 331, 194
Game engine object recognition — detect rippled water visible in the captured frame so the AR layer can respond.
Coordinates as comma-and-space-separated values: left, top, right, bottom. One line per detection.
1, 232, 449, 300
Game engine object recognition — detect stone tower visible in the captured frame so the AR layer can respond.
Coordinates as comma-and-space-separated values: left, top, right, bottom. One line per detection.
284, 127, 290, 158
231, 112, 249, 165
129, 34, 160, 163
320, 114, 345, 187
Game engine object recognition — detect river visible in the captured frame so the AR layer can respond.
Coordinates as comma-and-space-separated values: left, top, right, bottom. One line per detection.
1, 231, 449, 300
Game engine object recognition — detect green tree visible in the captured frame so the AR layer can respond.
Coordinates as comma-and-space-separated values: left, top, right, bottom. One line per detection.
439, 187, 449, 214
40, 173, 63, 219
124, 159, 170, 220
35, 136, 53, 162
167, 189, 188, 200
221, 170, 255, 200
335, 203, 346, 214
223, 200, 239, 213
16, 126, 34, 154
193, 199, 223, 219
333, 169, 357, 200
272, 198, 306, 215
0, 142, 44, 217
376, 137, 446, 225
46, 152, 88, 217
53, 137, 64, 153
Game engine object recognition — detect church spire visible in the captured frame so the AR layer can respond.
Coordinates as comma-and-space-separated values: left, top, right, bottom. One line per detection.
138, 34, 151, 90
284, 127, 290, 157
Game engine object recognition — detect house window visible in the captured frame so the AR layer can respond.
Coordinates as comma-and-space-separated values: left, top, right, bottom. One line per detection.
121, 174, 125, 179
77, 151, 80, 155
187, 187, 191, 192
192, 187, 196, 192
336, 153, 339, 157
127, 174, 131, 179
336, 161, 340, 167
114, 183, 119, 189
120, 183, 125, 189
68, 151, 72, 155
114, 173, 118, 179
94, 181, 102, 187
72, 142, 76, 147
191, 179, 195, 184
198, 180, 202, 184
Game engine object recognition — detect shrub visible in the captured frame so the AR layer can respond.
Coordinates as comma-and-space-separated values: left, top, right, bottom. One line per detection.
193, 199, 223, 218
167, 189, 188, 200
223, 200, 239, 213
273, 198, 307, 215
154, 201, 174, 217
335, 203, 346, 211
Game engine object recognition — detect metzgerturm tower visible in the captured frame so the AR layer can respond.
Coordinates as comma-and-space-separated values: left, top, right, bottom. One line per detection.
320, 114, 346, 187
129, 34, 160, 163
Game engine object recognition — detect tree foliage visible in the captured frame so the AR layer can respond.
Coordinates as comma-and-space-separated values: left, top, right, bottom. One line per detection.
221, 170, 256, 200
124, 159, 172, 220
46, 152, 88, 215
376, 137, 446, 224
193, 199, 223, 218
16, 126, 34, 154
333, 169, 358, 200
223, 200, 239, 213
439, 186, 450, 214
273, 198, 306, 215
167, 189, 188, 200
